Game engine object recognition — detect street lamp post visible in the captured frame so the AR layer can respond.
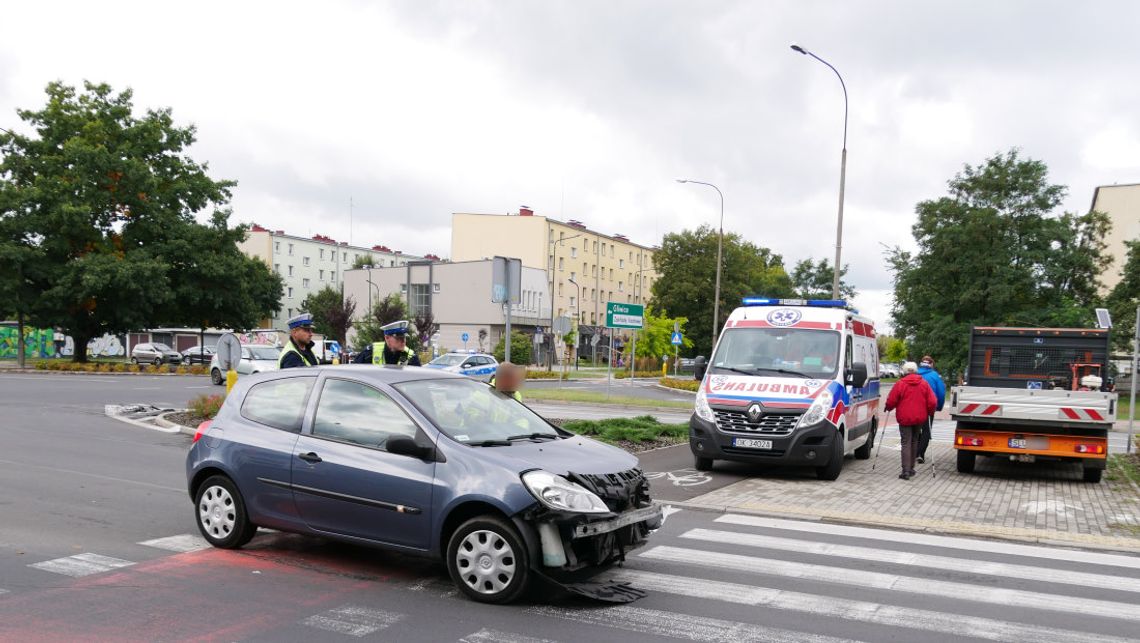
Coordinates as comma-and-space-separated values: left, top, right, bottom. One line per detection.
790, 42, 848, 300
676, 179, 725, 349
548, 232, 584, 370
568, 276, 582, 370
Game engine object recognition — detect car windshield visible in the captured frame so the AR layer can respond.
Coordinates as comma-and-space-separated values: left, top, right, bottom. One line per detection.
712, 328, 841, 378
429, 354, 467, 367
153, 343, 173, 352
248, 346, 280, 360
395, 378, 558, 444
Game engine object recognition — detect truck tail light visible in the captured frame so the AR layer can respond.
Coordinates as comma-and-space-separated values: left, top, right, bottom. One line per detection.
1075, 444, 1104, 454
957, 436, 983, 447
192, 420, 212, 443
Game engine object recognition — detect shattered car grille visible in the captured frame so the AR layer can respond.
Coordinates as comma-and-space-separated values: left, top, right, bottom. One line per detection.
569, 468, 650, 513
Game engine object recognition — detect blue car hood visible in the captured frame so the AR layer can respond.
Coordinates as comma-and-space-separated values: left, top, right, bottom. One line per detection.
464, 434, 639, 476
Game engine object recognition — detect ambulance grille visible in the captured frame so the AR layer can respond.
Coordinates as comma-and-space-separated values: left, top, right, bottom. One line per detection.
714, 410, 799, 435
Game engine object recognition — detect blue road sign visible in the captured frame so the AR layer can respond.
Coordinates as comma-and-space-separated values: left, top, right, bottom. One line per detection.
461, 332, 470, 343
671, 331, 683, 346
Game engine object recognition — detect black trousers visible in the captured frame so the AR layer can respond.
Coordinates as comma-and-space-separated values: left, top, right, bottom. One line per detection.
916, 414, 933, 459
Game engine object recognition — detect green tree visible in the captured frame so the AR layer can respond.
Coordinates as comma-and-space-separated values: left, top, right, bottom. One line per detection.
0, 81, 271, 361
353, 294, 419, 351
628, 307, 693, 361
493, 331, 533, 365
302, 285, 356, 349
888, 149, 1111, 378
790, 258, 856, 300
651, 224, 794, 358
884, 337, 908, 363
1107, 240, 1140, 352
352, 254, 377, 269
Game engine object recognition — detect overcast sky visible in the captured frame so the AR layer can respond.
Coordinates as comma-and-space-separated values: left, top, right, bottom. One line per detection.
4, 1, 1139, 329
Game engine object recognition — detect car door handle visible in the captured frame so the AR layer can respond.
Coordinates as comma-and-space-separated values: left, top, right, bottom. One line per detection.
298, 452, 322, 463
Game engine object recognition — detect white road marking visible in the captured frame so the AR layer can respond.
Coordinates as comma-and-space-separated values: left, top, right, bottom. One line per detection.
301, 605, 402, 637
138, 534, 210, 553
528, 604, 858, 643
681, 528, 1140, 594
459, 628, 556, 643
29, 553, 135, 577
638, 546, 1140, 623
608, 568, 1132, 643
660, 505, 682, 525
715, 514, 1140, 570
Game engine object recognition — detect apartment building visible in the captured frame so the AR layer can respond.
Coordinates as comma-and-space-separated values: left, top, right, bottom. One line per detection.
1091, 183, 1140, 292
450, 207, 657, 331
239, 225, 430, 331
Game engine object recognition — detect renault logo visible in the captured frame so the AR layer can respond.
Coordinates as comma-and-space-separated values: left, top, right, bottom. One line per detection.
746, 403, 763, 423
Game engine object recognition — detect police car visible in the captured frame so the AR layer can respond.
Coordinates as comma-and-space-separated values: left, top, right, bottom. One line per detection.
425, 351, 499, 381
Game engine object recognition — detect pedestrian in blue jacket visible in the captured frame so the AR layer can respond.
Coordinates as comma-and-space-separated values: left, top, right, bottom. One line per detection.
916, 355, 946, 463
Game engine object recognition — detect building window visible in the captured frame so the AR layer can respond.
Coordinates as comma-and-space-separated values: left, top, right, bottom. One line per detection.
288, 265, 294, 276
609, 268, 613, 280
288, 243, 294, 256
303, 278, 310, 288
410, 283, 431, 316
569, 296, 576, 309
558, 257, 564, 270
272, 309, 278, 319
319, 249, 325, 260
618, 281, 624, 292
303, 257, 310, 267
558, 283, 563, 295
332, 271, 337, 282
433, 283, 441, 294
274, 263, 280, 273
287, 287, 294, 299
571, 247, 577, 258
288, 307, 293, 318
591, 265, 597, 277
400, 284, 407, 293
592, 241, 597, 253
570, 271, 576, 281
619, 258, 624, 269
319, 269, 324, 280
549, 255, 554, 270
343, 252, 347, 262
275, 241, 280, 253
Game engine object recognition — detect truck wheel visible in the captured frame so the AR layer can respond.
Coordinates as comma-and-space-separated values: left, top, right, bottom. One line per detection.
447, 515, 530, 604
854, 425, 875, 460
956, 450, 976, 473
1082, 466, 1103, 483
694, 455, 714, 471
816, 433, 844, 481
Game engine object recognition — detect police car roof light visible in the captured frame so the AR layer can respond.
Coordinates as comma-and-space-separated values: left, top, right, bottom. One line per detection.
742, 297, 848, 309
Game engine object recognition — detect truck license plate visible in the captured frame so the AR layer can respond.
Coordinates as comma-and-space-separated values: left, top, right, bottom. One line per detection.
1009, 438, 1027, 449
733, 438, 773, 450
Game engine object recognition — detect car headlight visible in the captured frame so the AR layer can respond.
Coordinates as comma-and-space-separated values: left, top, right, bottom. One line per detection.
694, 387, 715, 422
797, 389, 833, 428
522, 470, 610, 514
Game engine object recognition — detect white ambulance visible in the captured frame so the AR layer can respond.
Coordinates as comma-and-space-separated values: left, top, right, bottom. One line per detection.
690, 298, 881, 480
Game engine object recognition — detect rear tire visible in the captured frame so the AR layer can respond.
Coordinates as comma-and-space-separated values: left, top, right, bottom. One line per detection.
194, 475, 257, 549
1082, 465, 1103, 483
153, 357, 162, 366
446, 515, 530, 604
816, 432, 844, 480
210, 368, 224, 385
957, 450, 976, 473
694, 455, 714, 471
854, 425, 875, 460
131, 357, 139, 365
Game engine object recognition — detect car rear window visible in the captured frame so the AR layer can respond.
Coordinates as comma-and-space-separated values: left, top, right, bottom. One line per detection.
240, 377, 315, 432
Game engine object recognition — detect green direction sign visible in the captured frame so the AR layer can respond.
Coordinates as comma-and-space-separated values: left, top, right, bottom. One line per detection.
606, 301, 644, 329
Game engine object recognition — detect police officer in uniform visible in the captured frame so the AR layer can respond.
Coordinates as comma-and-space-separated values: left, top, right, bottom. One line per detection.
279, 313, 320, 369
353, 320, 421, 365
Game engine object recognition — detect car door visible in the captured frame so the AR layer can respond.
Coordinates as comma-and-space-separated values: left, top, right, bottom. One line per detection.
238, 348, 254, 374
291, 377, 436, 549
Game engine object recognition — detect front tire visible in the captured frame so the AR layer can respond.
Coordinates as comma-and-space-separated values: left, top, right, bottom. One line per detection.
194, 475, 257, 549
816, 431, 844, 480
957, 450, 976, 473
694, 455, 714, 471
131, 357, 139, 365
153, 357, 162, 366
446, 516, 530, 604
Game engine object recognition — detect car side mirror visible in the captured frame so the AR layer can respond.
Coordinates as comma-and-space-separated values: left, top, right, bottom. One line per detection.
846, 362, 869, 387
694, 355, 707, 381
387, 435, 433, 460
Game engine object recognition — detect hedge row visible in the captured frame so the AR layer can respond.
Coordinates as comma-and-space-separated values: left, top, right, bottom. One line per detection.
35, 361, 209, 375
614, 370, 666, 379
659, 377, 699, 392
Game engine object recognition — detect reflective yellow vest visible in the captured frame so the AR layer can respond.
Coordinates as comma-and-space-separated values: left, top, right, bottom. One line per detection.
489, 376, 523, 402
372, 342, 415, 365
278, 342, 317, 368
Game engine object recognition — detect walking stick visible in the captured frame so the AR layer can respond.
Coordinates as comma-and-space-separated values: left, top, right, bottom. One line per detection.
929, 416, 937, 479
872, 410, 890, 471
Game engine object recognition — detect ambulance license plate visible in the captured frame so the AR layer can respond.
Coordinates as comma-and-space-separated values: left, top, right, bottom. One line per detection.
1009, 438, 1027, 449
734, 438, 773, 450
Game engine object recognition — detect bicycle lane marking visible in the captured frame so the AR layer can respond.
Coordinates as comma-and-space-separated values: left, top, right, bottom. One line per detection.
637, 444, 754, 502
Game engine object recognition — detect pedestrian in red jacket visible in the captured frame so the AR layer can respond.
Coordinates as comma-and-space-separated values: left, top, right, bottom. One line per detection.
884, 361, 937, 479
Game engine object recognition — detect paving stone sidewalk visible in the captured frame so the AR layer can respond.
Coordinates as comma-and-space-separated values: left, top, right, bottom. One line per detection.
686, 435, 1140, 552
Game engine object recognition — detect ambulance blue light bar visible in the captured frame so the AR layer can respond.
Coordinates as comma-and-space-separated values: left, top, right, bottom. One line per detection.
742, 297, 848, 308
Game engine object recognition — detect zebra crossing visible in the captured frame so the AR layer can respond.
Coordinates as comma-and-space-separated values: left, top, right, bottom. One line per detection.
12, 509, 1140, 642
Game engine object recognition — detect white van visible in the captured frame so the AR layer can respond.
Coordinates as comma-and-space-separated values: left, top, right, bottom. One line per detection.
689, 298, 880, 480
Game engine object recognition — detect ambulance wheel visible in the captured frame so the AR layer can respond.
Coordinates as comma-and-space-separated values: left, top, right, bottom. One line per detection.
1082, 465, 1102, 483
816, 433, 844, 481
854, 425, 875, 460
956, 450, 976, 473
694, 455, 714, 471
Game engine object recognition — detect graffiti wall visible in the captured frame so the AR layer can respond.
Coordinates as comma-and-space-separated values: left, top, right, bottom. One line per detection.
239, 330, 285, 347
88, 334, 125, 357
0, 326, 57, 359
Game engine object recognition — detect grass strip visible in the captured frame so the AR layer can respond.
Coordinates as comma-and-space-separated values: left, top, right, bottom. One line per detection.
524, 387, 693, 409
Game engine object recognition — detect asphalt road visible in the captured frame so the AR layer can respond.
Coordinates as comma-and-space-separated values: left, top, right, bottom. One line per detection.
4, 372, 1140, 642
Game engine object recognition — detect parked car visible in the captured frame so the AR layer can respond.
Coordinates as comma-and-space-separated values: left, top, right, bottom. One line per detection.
208, 344, 281, 385
186, 366, 662, 604
131, 342, 182, 366
181, 345, 216, 365
424, 351, 499, 381
881, 363, 901, 378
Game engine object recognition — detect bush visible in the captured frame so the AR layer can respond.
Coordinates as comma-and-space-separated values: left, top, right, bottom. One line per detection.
492, 331, 534, 365
560, 415, 687, 444
660, 377, 699, 392
614, 370, 664, 379
525, 370, 568, 380
188, 393, 226, 419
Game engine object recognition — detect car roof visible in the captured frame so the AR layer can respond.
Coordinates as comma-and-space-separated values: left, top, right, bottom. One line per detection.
444, 351, 494, 358
255, 364, 468, 386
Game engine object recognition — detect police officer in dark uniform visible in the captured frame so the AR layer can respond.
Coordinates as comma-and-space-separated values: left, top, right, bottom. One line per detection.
279, 313, 319, 369
353, 320, 421, 366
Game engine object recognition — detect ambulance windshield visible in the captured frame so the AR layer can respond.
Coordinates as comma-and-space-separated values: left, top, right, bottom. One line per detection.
711, 328, 841, 378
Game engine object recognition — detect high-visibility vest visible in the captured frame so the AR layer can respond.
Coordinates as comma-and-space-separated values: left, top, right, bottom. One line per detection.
278, 342, 317, 368
372, 342, 414, 365
489, 376, 523, 402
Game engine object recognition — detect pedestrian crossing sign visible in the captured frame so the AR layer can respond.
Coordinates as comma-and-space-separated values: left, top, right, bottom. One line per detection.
671, 331, 683, 345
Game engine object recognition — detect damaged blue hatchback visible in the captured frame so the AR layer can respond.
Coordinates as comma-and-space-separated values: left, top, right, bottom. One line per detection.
186, 365, 662, 603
